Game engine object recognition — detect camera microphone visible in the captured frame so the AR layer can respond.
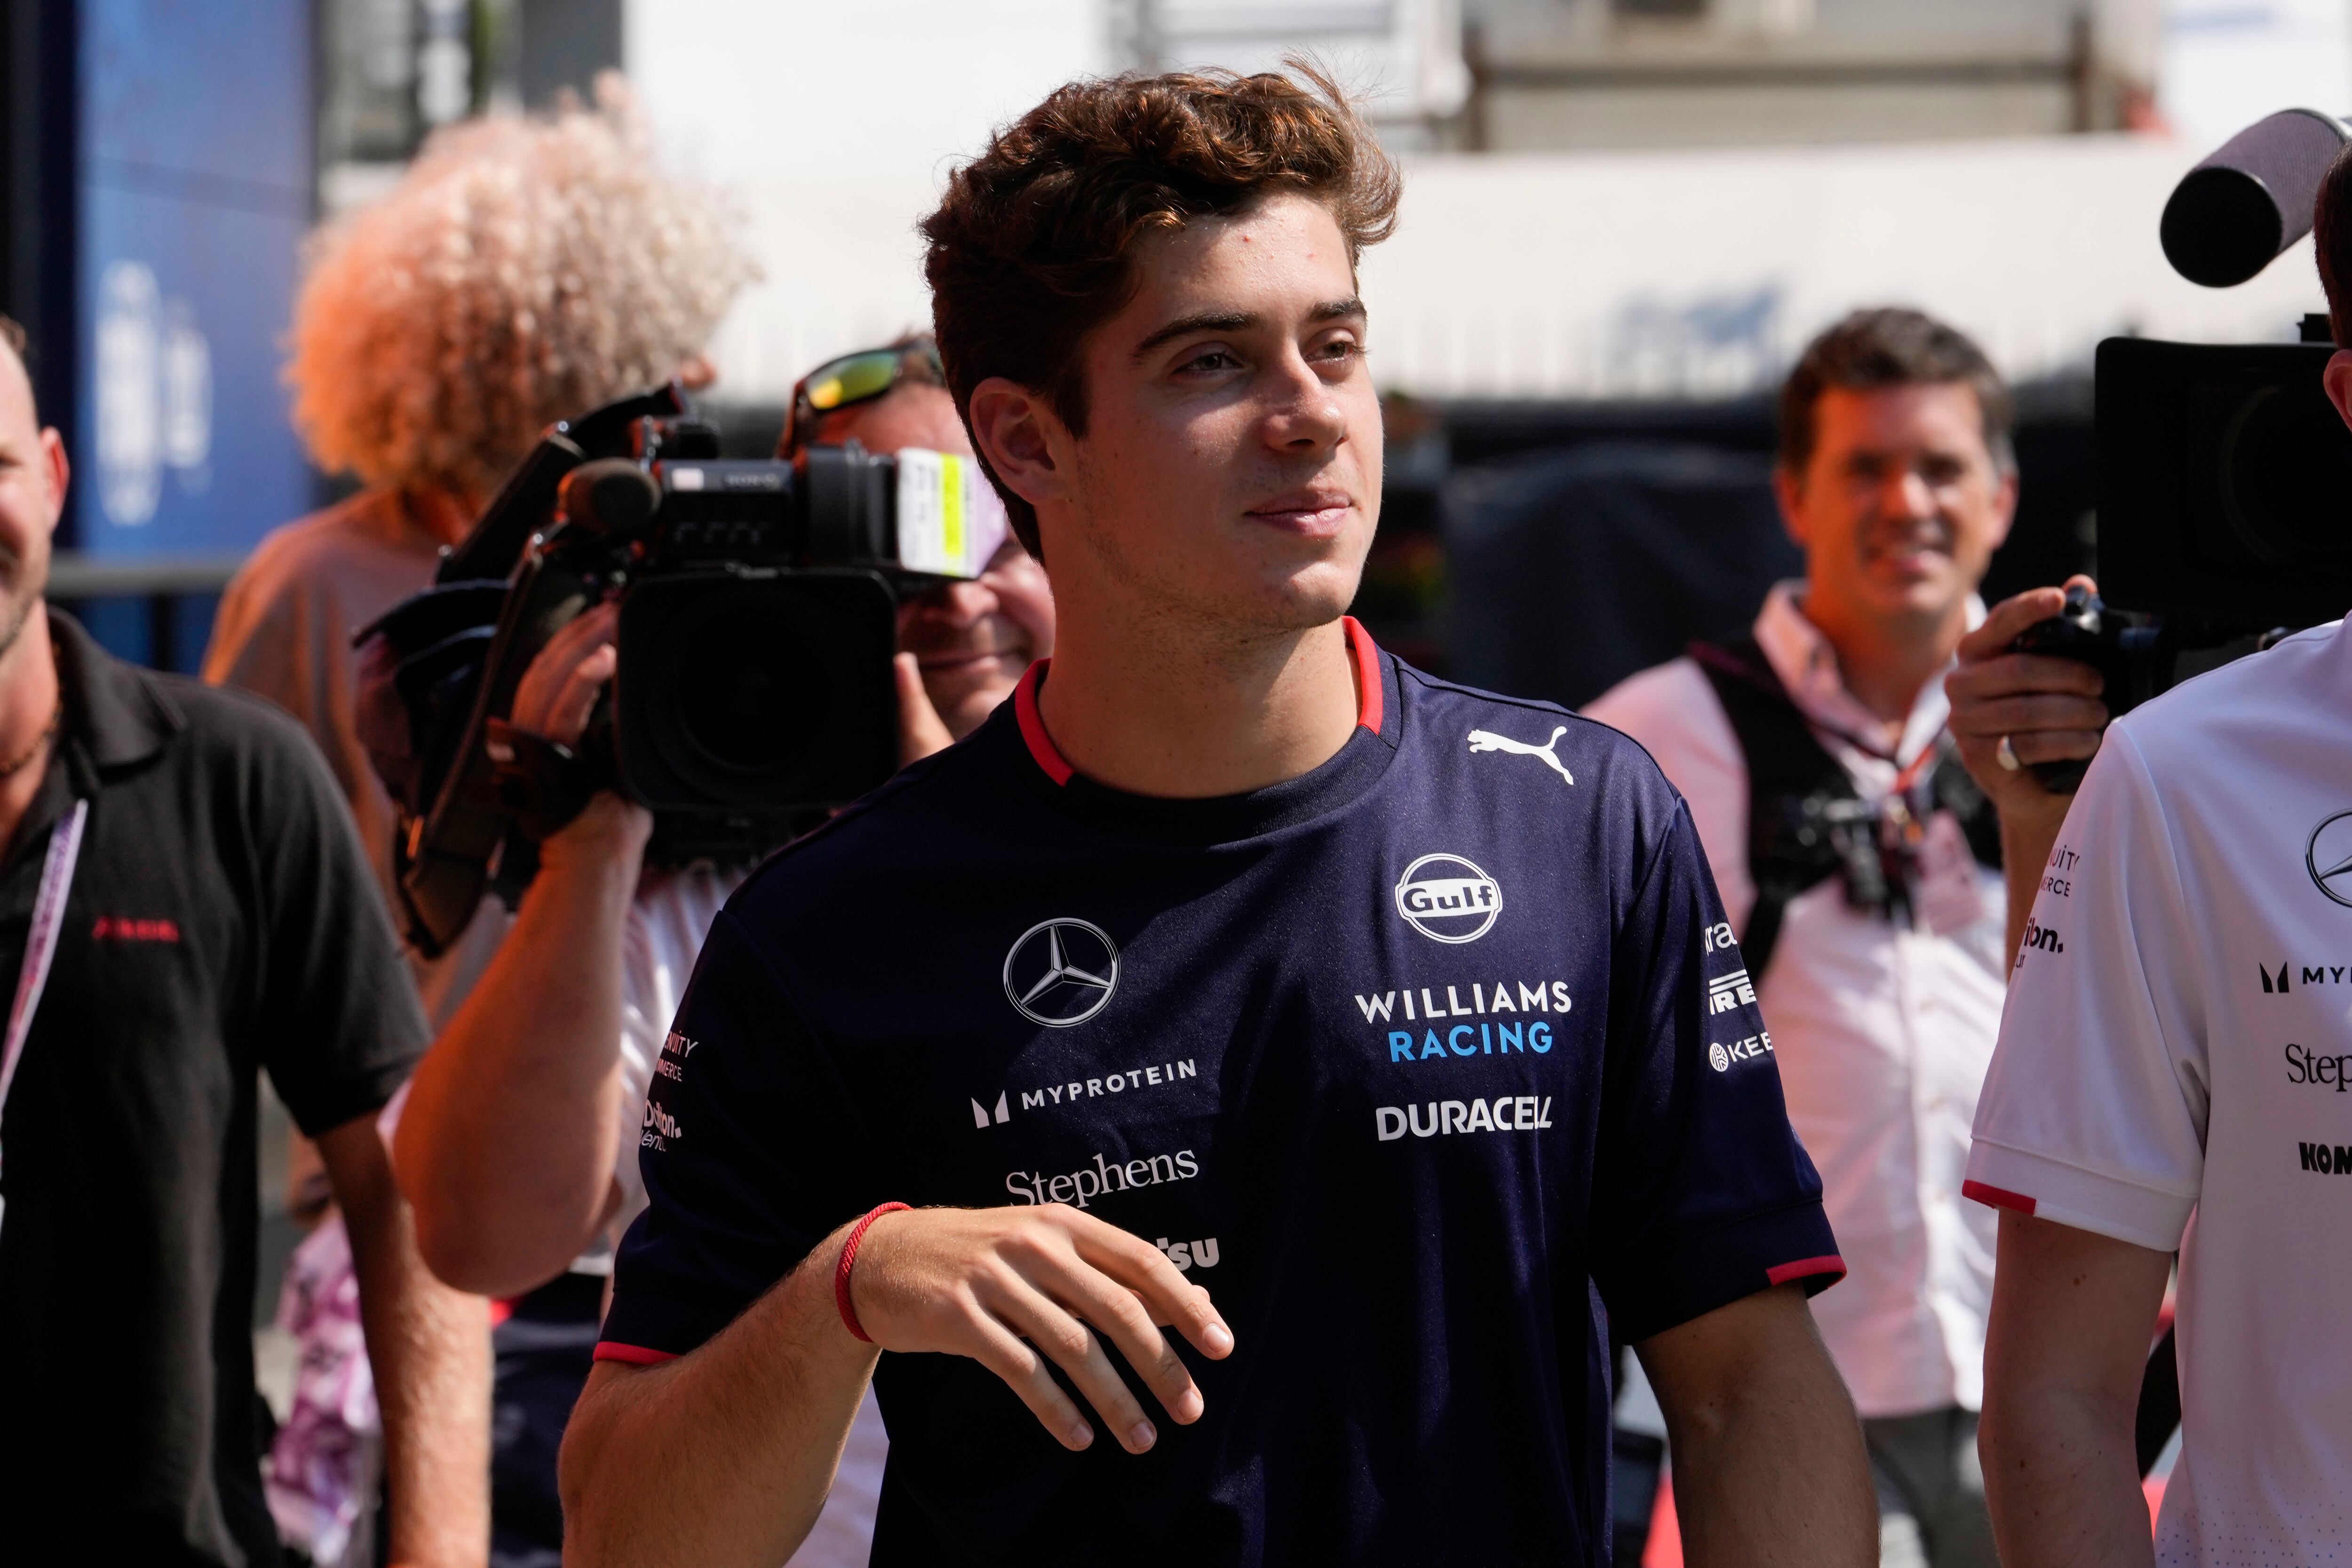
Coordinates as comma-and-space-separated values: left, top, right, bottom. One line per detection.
2161, 108, 2348, 288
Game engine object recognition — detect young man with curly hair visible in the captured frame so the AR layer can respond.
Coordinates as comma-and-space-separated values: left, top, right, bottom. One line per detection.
563, 68, 1876, 1567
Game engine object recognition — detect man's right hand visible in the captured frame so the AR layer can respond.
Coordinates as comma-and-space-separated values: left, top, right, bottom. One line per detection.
1947, 574, 2111, 967
509, 601, 651, 861
848, 1204, 1235, 1453
1945, 574, 2111, 822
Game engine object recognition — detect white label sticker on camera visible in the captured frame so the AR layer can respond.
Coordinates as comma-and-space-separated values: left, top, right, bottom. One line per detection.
896, 449, 1009, 579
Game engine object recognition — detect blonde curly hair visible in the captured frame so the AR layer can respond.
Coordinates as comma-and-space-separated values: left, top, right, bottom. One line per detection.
288, 75, 757, 503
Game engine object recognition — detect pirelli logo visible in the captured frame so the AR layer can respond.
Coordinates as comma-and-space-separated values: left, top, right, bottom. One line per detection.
1708, 968, 1757, 1015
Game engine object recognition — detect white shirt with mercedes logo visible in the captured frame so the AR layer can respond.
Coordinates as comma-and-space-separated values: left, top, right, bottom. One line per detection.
1585, 582, 2006, 1421
1970, 614, 2352, 1565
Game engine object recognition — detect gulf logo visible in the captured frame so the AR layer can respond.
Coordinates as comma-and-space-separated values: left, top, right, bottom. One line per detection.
1394, 853, 1503, 944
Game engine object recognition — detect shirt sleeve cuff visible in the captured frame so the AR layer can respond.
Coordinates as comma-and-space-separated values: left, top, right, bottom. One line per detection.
279, 1057, 418, 1139
1963, 1138, 2193, 1253
1605, 1199, 1843, 1343
597, 1285, 751, 1364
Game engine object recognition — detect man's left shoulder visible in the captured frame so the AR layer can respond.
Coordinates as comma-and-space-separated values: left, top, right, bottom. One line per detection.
1398, 661, 1682, 810
147, 670, 343, 800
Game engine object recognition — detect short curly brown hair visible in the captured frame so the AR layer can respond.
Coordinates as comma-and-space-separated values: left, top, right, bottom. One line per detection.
1779, 308, 2015, 478
921, 63, 1400, 556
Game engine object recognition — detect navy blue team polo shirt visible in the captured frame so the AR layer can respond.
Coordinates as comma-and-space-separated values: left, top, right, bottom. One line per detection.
601, 618, 1840, 1566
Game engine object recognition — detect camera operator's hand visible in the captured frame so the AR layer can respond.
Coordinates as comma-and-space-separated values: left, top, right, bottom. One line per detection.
1946, 574, 2109, 967
1945, 574, 2110, 819
510, 602, 652, 860
894, 652, 955, 766
848, 1203, 1234, 1453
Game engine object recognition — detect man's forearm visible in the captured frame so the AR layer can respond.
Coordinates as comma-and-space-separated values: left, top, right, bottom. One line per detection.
1980, 1212, 2169, 1568
562, 1230, 876, 1568
1641, 1286, 1876, 1568
325, 1120, 492, 1568
1979, 1388, 2153, 1568
394, 805, 642, 1294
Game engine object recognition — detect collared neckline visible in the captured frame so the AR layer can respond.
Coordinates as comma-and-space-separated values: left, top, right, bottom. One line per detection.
49, 608, 182, 773
1751, 581, 1982, 769
0, 610, 180, 876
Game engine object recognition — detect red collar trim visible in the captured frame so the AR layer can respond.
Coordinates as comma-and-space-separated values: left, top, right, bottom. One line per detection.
1343, 615, 1383, 735
1013, 660, 1073, 785
1012, 618, 1384, 788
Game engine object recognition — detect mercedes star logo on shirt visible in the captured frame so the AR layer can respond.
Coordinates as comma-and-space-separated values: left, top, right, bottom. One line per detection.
2310, 811, 2352, 908
1003, 917, 1121, 1027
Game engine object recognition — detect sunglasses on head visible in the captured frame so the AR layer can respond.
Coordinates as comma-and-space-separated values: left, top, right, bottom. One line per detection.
781, 340, 946, 456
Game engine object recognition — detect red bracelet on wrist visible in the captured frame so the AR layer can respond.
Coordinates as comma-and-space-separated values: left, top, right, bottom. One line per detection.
834, 1202, 910, 1344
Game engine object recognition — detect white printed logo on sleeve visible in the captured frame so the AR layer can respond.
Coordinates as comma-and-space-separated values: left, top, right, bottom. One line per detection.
1466, 725, 1574, 787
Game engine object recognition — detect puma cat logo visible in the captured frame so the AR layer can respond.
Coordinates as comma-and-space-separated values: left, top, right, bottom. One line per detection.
1466, 726, 1574, 787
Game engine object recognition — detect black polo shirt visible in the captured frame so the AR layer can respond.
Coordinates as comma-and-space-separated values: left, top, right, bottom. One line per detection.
0, 611, 428, 1566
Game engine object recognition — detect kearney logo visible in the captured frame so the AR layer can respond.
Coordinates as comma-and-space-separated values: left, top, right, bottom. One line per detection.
1394, 853, 1503, 944
1709, 1030, 1775, 1072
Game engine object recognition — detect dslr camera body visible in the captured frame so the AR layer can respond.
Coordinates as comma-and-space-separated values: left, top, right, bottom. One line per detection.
360, 382, 1008, 954
2013, 108, 2352, 788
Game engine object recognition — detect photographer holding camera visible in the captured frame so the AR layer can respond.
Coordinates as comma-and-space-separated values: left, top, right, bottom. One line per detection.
1949, 141, 2352, 1568
202, 80, 755, 1564
1587, 308, 2047, 1568
387, 334, 1051, 1566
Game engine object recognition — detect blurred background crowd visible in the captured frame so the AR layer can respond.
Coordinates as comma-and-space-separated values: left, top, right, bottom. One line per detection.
18, 0, 2346, 687
7, 2, 2345, 1564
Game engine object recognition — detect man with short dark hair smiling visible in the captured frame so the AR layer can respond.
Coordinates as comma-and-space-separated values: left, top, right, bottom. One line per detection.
563, 67, 1875, 1568
1589, 309, 2051, 1568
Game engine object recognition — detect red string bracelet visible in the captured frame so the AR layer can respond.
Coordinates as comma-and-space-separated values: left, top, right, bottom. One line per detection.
834, 1202, 910, 1344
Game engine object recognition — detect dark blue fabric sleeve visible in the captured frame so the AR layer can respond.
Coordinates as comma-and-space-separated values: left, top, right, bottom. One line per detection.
599, 908, 868, 1361
1589, 804, 1841, 1344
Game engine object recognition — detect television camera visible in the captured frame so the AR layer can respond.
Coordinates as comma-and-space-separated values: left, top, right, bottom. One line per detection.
358, 382, 1009, 954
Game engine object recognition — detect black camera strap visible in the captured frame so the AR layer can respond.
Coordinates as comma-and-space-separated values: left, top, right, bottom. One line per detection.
1691, 638, 2001, 978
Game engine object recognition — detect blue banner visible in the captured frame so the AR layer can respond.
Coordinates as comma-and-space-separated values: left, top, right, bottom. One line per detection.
75, 0, 314, 558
